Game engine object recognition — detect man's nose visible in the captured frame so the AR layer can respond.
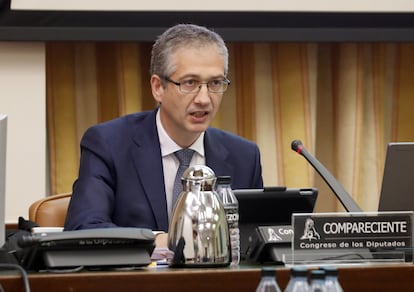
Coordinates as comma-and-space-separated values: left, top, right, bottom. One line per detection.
194, 84, 211, 103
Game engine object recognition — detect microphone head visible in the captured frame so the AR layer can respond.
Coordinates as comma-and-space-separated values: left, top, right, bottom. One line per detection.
291, 140, 304, 152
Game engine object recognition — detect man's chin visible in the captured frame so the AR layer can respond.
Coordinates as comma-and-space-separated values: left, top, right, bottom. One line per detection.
188, 123, 209, 134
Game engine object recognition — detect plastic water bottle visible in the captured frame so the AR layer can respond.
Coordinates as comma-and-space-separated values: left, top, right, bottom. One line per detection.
321, 267, 343, 292
284, 266, 310, 292
215, 176, 240, 265
256, 267, 282, 292
309, 270, 327, 292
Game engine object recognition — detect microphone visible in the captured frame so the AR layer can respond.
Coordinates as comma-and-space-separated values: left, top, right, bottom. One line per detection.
291, 139, 362, 212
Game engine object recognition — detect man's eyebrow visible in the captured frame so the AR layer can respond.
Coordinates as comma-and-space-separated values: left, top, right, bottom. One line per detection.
210, 75, 227, 79
175, 74, 199, 80
177, 74, 226, 80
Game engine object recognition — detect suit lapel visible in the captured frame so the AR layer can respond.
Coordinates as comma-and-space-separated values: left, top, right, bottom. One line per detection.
204, 129, 234, 177
130, 110, 169, 231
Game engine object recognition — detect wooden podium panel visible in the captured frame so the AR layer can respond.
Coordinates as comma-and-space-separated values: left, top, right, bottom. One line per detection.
1, 263, 413, 292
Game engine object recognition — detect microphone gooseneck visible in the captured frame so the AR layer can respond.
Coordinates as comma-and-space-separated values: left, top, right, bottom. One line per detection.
291, 139, 363, 212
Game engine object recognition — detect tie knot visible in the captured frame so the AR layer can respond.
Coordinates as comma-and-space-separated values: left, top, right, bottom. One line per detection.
174, 149, 195, 167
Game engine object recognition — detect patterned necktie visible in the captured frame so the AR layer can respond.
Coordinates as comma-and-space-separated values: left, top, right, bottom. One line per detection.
172, 149, 195, 213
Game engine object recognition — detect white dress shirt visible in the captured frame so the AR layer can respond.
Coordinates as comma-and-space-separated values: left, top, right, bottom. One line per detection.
156, 109, 205, 220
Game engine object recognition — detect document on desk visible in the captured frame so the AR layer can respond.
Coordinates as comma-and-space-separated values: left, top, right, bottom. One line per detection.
150, 247, 173, 267
32, 227, 64, 234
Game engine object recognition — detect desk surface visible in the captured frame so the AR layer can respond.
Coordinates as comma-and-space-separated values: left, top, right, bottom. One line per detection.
1, 263, 413, 292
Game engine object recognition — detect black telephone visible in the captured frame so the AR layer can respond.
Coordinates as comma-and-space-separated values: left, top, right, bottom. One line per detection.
18, 227, 155, 271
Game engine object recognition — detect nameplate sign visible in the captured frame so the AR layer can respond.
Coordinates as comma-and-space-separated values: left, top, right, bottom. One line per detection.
292, 212, 413, 252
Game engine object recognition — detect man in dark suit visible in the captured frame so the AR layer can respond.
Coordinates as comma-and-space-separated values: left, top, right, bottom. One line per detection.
64, 24, 263, 241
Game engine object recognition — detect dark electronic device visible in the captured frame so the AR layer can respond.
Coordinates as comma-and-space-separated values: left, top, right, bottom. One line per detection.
18, 227, 155, 271
378, 142, 414, 212
378, 142, 414, 261
234, 187, 318, 264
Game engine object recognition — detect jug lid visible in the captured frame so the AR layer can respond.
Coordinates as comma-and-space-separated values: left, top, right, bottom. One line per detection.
182, 165, 216, 191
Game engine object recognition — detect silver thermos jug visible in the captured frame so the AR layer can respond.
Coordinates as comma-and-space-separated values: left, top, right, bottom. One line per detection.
168, 165, 230, 267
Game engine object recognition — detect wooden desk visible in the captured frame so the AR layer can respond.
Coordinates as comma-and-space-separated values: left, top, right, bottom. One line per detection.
1, 263, 413, 292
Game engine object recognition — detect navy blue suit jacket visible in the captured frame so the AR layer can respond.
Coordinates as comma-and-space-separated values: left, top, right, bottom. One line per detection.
64, 109, 263, 232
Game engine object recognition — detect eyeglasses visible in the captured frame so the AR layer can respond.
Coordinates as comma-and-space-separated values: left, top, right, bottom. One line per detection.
163, 77, 230, 94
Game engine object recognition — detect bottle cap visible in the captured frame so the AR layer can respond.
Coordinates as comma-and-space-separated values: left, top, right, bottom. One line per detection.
291, 266, 308, 277
321, 266, 339, 276
310, 270, 325, 280
261, 267, 276, 277
216, 175, 232, 184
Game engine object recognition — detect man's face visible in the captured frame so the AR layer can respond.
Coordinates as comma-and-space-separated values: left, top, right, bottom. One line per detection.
151, 45, 226, 147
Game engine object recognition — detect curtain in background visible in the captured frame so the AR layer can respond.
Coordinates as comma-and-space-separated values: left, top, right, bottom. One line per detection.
46, 42, 414, 212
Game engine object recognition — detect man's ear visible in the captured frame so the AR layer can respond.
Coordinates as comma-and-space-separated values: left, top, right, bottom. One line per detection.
151, 75, 164, 104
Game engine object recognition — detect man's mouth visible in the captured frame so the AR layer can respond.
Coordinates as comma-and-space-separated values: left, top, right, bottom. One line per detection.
190, 111, 209, 118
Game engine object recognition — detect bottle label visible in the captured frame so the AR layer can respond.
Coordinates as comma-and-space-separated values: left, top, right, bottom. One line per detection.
225, 207, 239, 228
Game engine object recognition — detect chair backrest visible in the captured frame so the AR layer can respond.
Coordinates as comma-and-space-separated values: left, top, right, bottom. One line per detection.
29, 193, 71, 227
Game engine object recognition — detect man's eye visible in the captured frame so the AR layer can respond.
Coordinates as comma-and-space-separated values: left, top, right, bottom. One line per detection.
182, 79, 198, 87
210, 80, 222, 86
